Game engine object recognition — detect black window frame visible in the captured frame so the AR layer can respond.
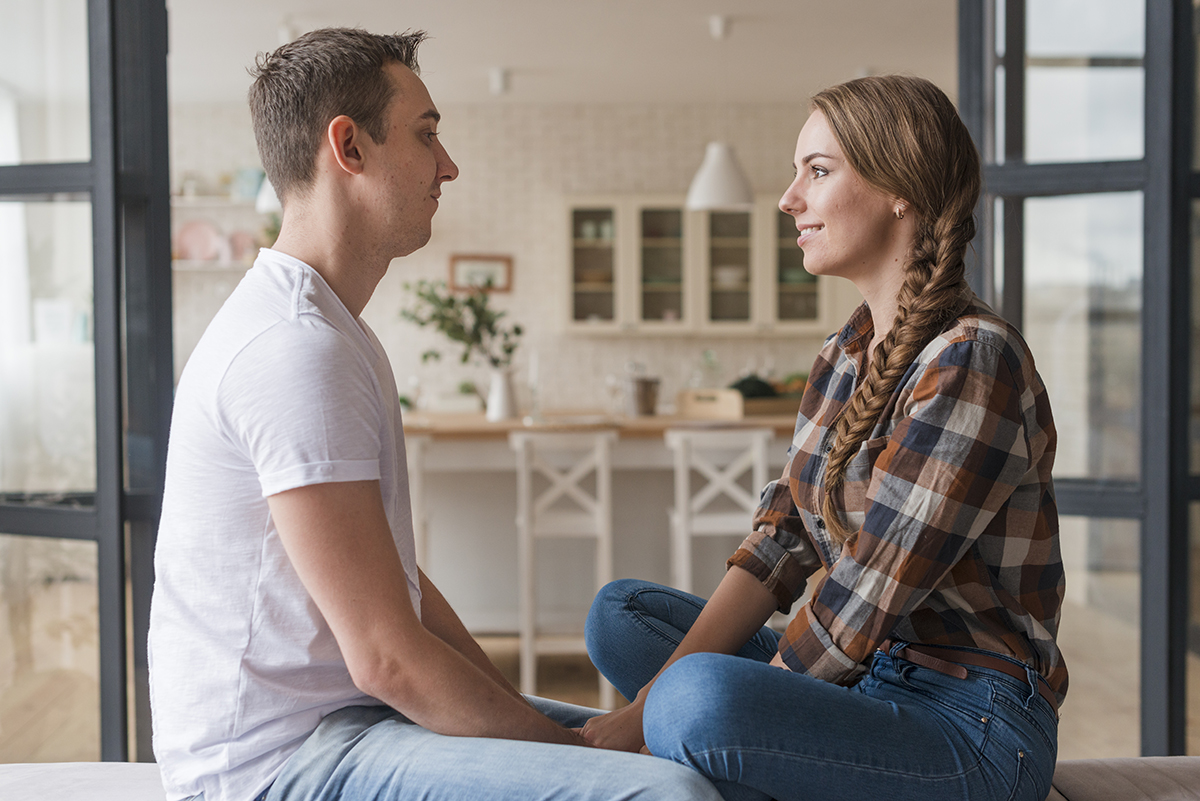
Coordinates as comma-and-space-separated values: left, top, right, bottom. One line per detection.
0, 0, 172, 761
959, 0, 1193, 756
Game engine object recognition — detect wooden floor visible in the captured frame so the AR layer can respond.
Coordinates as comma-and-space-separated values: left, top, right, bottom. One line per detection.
0, 566, 1197, 763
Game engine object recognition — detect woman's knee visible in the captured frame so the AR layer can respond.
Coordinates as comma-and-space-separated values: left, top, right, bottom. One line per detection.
584, 578, 644, 653
643, 653, 741, 758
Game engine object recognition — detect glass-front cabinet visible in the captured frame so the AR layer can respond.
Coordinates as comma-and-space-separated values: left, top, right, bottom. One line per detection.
640, 207, 686, 327
704, 211, 752, 324
566, 196, 829, 334
570, 207, 617, 324
775, 208, 819, 323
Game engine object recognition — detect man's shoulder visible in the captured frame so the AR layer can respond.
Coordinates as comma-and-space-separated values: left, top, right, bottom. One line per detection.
192, 256, 360, 370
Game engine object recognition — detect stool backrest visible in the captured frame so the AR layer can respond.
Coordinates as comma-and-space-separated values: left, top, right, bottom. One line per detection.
664, 427, 772, 517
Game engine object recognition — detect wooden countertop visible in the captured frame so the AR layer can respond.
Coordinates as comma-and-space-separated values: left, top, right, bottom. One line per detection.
402, 410, 797, 440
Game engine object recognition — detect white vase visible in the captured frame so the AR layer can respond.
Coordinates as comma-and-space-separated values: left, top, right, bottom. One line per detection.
485, 366, 517, 421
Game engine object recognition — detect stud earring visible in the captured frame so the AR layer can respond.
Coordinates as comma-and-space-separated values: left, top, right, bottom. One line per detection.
895, 206, 906, 220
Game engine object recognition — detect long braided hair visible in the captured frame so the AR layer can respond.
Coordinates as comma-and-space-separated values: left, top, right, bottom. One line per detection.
813, 76, 981, 544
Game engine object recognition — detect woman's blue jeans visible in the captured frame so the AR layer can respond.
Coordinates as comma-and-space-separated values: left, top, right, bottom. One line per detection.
586, 579, 1059, 801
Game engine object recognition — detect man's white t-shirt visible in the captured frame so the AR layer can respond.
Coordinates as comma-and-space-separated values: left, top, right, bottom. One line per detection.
148, 249, 421, 801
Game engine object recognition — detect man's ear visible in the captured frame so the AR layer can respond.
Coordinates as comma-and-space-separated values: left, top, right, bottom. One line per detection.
327, 115, 365, 176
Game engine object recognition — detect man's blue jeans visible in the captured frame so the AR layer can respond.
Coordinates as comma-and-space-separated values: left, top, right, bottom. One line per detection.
586, 578, 1059, 801
256, 694, 722, 801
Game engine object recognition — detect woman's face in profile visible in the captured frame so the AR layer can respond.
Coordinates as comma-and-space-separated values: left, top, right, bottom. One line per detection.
778, 110, 908, 288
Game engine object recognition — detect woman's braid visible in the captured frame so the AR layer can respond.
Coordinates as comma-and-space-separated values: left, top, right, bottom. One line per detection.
810, 76, 981, 544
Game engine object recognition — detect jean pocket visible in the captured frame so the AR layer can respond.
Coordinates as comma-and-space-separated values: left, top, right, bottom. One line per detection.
900, 667, 997, 751
1005, 746, 1054, 801
992, 690, 1058, 757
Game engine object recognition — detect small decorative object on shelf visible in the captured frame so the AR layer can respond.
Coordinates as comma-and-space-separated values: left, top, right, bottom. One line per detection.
400, 280, 524, 421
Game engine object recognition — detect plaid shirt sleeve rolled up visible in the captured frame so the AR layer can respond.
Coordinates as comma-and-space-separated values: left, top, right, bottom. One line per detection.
728, 297, 1068, 704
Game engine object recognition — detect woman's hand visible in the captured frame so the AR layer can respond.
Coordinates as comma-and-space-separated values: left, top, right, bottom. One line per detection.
770, 651, 791, 670
580, 698, 647, 752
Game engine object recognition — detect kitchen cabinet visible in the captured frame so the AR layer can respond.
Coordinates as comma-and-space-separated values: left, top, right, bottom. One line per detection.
566, 196, 834, 335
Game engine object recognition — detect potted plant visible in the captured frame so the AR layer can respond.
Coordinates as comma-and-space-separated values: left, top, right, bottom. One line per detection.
401, 279, 523, 420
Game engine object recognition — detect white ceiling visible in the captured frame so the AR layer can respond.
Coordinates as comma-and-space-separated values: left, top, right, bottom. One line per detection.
166, 0, 959, 106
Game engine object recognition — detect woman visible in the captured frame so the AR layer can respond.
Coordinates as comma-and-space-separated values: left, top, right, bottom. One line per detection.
581, 75, 1067, 801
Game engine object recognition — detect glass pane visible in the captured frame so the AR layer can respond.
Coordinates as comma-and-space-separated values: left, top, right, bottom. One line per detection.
1022, 192, 1141, 481
993, 197, 1005, 301
709, 212, 750, 323
1026, 0, 1144, 58
571, 209, 615, 323
0, 533, 100, 760
1025, 67, 1143, 163
0, 0, 90, 165
1191, 503, 1200, 754
641, 209, 683, 323
993, 65, 1006, 165
1024, 0, 1144, 164
1057, 515, 1140, 758
0, 200, 96, 499
776, 210, 817, 321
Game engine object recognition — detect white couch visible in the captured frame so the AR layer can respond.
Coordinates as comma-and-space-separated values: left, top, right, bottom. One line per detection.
0, 762, 164, 801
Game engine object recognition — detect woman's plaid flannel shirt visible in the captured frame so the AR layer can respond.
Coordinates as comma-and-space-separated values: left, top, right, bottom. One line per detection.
729, 297, 1068, 704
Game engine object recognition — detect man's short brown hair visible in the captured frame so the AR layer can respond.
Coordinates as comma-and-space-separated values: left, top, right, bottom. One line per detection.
248, 28, 427, 203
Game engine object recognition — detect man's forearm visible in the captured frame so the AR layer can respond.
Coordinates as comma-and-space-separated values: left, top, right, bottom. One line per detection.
418, 568, 530, 705
352, 622, 577, 743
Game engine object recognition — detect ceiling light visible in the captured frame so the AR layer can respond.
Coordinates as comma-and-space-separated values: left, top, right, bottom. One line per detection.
489, 67, 509, 96
709, 15, 729, 40
685, 142, 754, 211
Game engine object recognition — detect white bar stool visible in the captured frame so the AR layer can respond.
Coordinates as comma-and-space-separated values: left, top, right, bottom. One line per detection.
664, 427, 773, 594
405, 434, 431, 569
509, 430, 618, 710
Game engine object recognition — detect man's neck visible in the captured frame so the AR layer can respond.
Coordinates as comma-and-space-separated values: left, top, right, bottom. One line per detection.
271, 209, 388, 319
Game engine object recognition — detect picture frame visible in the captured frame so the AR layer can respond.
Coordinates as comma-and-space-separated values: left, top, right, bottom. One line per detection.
449, 254, 513, 293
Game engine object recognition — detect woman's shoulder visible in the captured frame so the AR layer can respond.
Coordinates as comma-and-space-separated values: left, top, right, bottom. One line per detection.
918, 294, 1039, 380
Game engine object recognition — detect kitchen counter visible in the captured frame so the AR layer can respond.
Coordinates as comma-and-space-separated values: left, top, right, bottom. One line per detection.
403, 410, 798, 441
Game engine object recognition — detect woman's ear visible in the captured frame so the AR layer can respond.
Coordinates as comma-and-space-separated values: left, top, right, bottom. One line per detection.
327, 115, 365, 176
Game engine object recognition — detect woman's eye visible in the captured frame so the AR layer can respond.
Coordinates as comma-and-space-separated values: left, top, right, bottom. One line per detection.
811, 165, 828, 178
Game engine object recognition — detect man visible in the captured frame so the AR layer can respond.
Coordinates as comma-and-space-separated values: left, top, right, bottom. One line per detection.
148, 28, 721, 801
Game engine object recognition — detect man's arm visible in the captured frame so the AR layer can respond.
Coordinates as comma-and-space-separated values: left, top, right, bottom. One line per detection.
416, 567, 531, 706
267, 479, 583, 744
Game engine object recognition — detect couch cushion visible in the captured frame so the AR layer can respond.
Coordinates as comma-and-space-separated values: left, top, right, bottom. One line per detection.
0, 762, 164, 801
1051, 757, 1200, 801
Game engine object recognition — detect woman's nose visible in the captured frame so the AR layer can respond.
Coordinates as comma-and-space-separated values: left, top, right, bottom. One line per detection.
779, 181, 804, 215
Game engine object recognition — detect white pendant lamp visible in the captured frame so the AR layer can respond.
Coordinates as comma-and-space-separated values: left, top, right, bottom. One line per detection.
685, 142, 754, 210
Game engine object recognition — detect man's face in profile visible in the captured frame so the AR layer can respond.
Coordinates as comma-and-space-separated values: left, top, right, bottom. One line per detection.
362, 62, 459, 258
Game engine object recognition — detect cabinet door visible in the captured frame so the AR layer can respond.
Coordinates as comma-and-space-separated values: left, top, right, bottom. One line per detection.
705, 210, 754, 325
774, 208, 820, 323
638, 206, 687, 327
569, 206, 618, 326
